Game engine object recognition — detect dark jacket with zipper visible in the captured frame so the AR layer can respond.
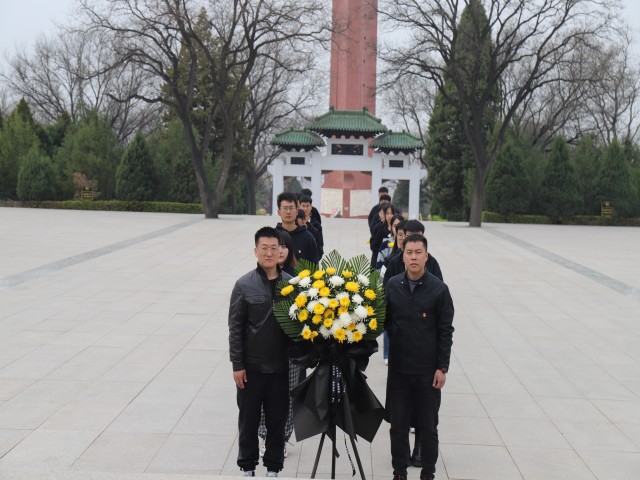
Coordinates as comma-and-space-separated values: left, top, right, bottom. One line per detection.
276, 223, 319, 264
228, 265, 292, 374
384, 270, 454, 375
383, 251, 443, 287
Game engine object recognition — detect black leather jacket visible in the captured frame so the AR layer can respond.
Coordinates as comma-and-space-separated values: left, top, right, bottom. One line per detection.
228, 265, 292, 374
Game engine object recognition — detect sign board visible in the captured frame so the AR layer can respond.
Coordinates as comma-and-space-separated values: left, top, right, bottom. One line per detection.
81, 187, 94, 201
601, 201, 613, 218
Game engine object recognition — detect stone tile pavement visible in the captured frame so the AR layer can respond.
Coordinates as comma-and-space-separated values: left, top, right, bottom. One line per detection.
0, 207, 639, 480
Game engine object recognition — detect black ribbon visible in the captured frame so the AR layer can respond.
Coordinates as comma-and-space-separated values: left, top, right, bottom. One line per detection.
290, 341, 385, 443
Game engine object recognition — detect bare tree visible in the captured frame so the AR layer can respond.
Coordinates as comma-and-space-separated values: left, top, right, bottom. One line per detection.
380, 0, 621, 226
242, 42, 325, 213
77, 0, 329, 218
1, 29, 161, 142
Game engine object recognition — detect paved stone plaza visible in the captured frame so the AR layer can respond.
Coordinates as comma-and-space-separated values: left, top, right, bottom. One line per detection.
0, 207, 639, 480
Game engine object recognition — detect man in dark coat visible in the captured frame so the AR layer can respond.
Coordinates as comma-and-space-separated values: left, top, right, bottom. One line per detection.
229, 226, 293, 477
385, 234, 454, 480
368, 190, 391, 234
275, 192, 319, 264
301, 188, 322, 225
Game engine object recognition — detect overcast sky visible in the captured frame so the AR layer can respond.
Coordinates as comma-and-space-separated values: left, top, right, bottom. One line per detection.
2, 0, 640, 101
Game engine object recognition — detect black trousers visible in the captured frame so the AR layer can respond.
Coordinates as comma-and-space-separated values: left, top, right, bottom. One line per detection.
237, 371, 289, 472
388, 372, 441, 477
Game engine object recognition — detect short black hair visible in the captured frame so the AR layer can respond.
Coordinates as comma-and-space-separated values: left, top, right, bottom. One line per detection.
299, 194, 312, 204
277, 192, 297, 209
296, 209, 306, 220
395, 220, 406, 232
379, 194, 392, 203
403, 233, 428, 251
402, 219, 425, 234
301, 188, 313, 197
255, 226, 280, 246
378, 186, 389, 193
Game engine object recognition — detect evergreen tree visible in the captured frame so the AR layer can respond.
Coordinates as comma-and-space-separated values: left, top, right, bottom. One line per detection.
392, 180, 409, 213
539, 136, 582, 218
115, 132, 157, 201
572, 135, 601, 215
55, 110, 122, 199
595, 139, 637, 217
425, 81, 475, 221
16, 147, 58, 201
485, 133, 530, 214
0, 107, 40, 199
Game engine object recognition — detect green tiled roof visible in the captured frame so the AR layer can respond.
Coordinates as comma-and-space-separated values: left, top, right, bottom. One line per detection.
270, 129, 325, 150
306, 107, 388, 138
371, 130, 424, 153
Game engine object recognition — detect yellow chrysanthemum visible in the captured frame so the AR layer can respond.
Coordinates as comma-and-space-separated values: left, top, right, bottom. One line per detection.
312, 314, 323, 324
366, 305, 375, 316
302, 328, 312, 340
312, 279, 325, 289
345, 281, 359, 293
388, 242, 395, 248
339, 296, 350, 307
298, 309, 309, 322
346, 323, 356, 331
352, 330, 363, 342
334, 328, 346, 342
369, 318, 377, 330
326, 267, 336, 275
364, 289, 376, 300
342, 270, 353, 279
319, 287, 331, 297
324, 309, 335, 320
323, 317, 333, 329
328, 299, 339, 309
313, 303, 325, 315
281, 285, 295, 296
295, 294, 308, 308
338, 305, 349, 315
313, 270, 325, 280
311, 331, 319, 340
298, 270, 311, 279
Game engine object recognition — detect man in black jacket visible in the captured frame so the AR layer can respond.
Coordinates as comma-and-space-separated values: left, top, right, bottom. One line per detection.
385, 234, 454, 480
275, 192, 319, 263
298, 194, 324, 257
228, 227, 292, 477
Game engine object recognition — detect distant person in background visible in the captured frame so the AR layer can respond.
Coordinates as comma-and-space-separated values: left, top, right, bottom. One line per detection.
370, 203, 397, 268
275, 192, 319, 264
376, 214, 405, 270
300, 188, 322, 225
299, 194, 324, 257
368, 187, 390, 234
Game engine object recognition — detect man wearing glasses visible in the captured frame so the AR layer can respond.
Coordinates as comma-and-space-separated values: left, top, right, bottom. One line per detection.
275, 192, 320, 264
228, 227, 293, 478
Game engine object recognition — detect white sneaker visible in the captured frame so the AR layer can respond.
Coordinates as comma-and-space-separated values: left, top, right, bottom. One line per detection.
384, 359, 388, 366
242, 471, 255, 477
266, 471, 278, 477
259, 438, 265, 458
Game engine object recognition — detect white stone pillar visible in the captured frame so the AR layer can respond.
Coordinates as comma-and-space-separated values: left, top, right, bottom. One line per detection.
408, 162, 421, 219
311, 152, 322, 213
271, 157, 285, 215
371, 154, 383, 206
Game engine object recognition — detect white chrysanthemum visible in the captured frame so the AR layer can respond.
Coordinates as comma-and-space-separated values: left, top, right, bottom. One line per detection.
338, 312, 352, 325
350, 312, 361, 323
307, 300, 319, 312
335, 291, 349, 300
289, 304, 298, 319
346, 330, 355, 343
354, 305, 368, 319
356, 323, 367, 334
307, 288, 319, 299
318, 297, 330, 307
328, 275, 345, 288
351, 293, 364, 304
357, 274, 369, 286
330, 322, 340, 334
299, 277, 312, 288
319, 326, 331, 339
289, 276, 300, 285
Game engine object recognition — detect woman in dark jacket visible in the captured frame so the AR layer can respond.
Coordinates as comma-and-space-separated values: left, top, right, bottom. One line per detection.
277, 230, 297, 276
370, 204, 397, 268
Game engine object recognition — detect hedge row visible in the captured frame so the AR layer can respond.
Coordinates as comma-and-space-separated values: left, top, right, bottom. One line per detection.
1, 200, 203, 214
482, 211, 640, 226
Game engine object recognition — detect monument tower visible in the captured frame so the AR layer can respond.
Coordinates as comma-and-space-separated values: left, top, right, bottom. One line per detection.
322, 0, 379, 218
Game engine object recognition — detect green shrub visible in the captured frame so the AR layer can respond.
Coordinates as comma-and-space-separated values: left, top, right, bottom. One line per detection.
595, 139, 637, 217
485, 135, 530, 214
116, 133, 157, 201
16, 148, 58, 201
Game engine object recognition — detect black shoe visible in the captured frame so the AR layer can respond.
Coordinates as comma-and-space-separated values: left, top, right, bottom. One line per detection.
411, 445, 421, 467
419, 476, 434, 480
392, 475, 407, 480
